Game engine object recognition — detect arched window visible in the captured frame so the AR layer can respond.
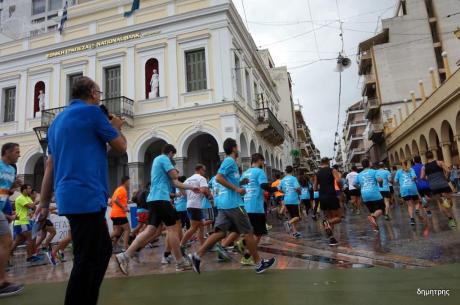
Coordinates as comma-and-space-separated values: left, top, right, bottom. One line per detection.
34, 81, 45, 118
145, 58, 159, 99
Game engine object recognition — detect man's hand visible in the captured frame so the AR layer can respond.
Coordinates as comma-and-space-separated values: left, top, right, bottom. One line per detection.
236, 188, 246, 195
240, 178, 250, 186
34, 204, 50, 231
110, 115, 124, 130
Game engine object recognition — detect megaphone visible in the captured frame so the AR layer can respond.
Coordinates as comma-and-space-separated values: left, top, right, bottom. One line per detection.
334, 53, 352, 72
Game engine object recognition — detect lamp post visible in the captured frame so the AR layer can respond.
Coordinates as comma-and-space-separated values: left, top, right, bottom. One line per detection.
33, 126, 49, 166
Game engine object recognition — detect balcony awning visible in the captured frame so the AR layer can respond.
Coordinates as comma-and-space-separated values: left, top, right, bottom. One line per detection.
358, 29, 389, 53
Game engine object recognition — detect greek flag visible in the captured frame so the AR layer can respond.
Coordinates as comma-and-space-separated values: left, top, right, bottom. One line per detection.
124, 0, 140, 17
58, 1, 68, 34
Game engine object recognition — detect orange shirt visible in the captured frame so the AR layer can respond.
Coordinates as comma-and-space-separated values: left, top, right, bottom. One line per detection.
272, 180, 284, 198
110, 186, 128, 218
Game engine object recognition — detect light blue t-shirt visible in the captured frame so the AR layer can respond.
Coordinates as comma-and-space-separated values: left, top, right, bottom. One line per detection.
147, 155, 175, 202
375, 169, 391, 192
217, 157, 242, 209
201, 196, 212, 209
356, 169, 383, 202
241, 167, 268, 214
313, 191, 319, 199
300, 187, 310, 200
0, 160, 15, 210
174, 188, 187, 212
209, 176, 221, 208
279, 175, 300, 205
395, 169, 418, 197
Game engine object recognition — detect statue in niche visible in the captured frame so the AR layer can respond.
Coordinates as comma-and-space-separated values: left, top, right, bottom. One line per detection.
149, 69, 159, 99
37, 90, 45, 117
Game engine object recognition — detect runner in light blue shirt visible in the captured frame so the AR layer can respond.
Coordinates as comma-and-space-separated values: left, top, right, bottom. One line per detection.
355, 159, 384, 231
279, 166, 301, 238
376, 163, 392, 220
394, 161, 420, 226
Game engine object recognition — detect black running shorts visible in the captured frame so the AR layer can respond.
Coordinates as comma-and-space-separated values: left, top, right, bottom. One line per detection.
364, 200, 385, 214
147, 201, 177, 227
248, 213, 267, 236
286, 204, 300, 218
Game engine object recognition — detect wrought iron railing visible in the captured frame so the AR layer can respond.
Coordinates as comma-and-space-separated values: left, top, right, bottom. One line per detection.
256, 107, 285, 139
41, 107, 66, 127
40, 96, 134, 127
102, 96, 134, 118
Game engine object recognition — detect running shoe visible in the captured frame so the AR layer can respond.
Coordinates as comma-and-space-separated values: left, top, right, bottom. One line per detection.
322, 219, 332, 236
161, 255, 172, 265
255, 257, 276, 274
426, 210, 432, 217
190, 254, 201, 274
384, 214, 390, 221
57, 250, 65, 262
293, 232, 302, 239
215, 243, 232, 261
356, 209, 361, 215
367, 215, 379, 231
236, 239, 246, 254
266, 224, 273, 231
410, 218, 416, 226
448, 219, 457, 228
442, 198, 451, 209
175, 259, 192, 272
329, 237, 339, 246
115, 252, 130, 275
46, 250, 57, 266
0, 282, 24, 298
240, 256, 255, 266
180, 245, 188, 257
217, 253, 231, 263
284, 221, 292, 233
26, 255, 42, 264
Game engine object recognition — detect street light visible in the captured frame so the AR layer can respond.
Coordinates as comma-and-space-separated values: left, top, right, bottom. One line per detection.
33, 126, 49, 165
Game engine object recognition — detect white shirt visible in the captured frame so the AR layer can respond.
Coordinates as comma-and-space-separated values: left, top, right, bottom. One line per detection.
346, 172, 358, 190
185, 174, 208, 209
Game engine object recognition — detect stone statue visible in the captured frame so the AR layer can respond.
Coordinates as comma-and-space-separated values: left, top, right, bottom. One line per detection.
149, 69, 159, 99
37, 90, 45, 117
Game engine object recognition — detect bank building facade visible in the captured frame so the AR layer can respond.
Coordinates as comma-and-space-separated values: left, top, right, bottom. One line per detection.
0, 0, 298, 193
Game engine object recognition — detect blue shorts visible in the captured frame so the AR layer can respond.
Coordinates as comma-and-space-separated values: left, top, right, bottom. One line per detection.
13, 223, 32, 237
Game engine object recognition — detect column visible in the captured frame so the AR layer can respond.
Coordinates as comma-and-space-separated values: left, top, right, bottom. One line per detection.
128, 162, 144, 194
167, 37, 178, 109
52, 63, 61, 108
126, 47, 135, 99
419, 149, 427, 164
456, 136, 460, 160
17, 70, 28, 133
17, 174, 34, 186
174, 157, 187, 176
429, 146, 438, 160
266, 166, 272, 181
441, 142, 452, 167
87, 53, 96, 80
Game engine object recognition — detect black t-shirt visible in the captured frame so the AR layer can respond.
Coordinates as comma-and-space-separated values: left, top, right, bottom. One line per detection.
316, 167, 336, 197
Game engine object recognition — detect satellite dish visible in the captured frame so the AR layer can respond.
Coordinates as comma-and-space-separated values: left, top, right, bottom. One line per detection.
334, 53, 352, 72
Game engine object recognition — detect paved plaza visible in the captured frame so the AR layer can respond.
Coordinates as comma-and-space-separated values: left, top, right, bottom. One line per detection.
4, 196, 460, 304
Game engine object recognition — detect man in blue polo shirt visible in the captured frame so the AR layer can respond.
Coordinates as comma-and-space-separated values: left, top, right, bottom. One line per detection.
35, 77, 127, 305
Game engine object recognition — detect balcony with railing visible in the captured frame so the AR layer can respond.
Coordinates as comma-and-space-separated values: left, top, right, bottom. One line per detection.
256, 107, 285, 146
296, 123, 307, 140
346, 148, 366, 164
368, 123, 384, 142
41, 96, 134, 127
345, 135, 364, 152
364, 97, 380, 120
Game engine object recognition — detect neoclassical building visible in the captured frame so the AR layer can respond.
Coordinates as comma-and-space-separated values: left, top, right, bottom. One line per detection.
0, 0, 297, 192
